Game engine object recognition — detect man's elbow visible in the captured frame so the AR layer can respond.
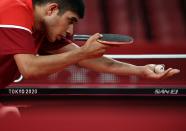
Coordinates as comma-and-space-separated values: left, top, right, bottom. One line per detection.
20, 69, 36, 79
16, 60, 45, 79
20, 65, 51, 79
14, 54, 40, 79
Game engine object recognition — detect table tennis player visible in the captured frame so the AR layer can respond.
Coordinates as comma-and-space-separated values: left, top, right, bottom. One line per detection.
0, 0, 180, 88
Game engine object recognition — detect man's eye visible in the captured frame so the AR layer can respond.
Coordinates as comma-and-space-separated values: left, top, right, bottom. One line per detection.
69, 20, 74, 24
68, 17, 78, 25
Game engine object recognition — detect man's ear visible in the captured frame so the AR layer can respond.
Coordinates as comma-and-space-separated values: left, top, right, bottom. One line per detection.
46, 3, 59, 16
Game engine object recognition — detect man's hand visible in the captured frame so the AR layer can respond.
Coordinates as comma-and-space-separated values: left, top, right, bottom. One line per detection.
80, 33, 111, 59
140, 64, 180, 79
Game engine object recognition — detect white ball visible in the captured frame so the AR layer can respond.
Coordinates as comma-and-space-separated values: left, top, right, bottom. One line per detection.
154, 65, 165, 74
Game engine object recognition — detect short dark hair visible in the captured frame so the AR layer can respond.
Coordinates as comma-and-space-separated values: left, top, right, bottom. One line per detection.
33, 0, 85, 18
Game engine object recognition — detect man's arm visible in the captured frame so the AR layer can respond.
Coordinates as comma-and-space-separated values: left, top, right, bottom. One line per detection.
14, 49, 85, 79
52, 43, 180, 79
14, 33, 110, 79
78, 56, 180, 79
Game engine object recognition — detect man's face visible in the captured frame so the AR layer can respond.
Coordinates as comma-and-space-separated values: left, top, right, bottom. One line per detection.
43, 10, 79, 42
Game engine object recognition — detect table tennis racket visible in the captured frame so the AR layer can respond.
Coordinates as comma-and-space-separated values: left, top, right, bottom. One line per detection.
73, 34, 134, 45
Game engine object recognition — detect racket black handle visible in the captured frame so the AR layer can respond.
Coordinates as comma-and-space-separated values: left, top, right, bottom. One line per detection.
73, 34, 91, 41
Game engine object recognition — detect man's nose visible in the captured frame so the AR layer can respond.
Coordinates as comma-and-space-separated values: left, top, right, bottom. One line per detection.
67, 24, 74, 35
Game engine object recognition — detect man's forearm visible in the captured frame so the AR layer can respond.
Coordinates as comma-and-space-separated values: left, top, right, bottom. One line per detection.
78, 56, 143, 76
14, 48, 86, 79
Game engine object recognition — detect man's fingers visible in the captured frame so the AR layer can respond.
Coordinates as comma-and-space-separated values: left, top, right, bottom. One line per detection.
159, 68, 180, 79
149, 68, 172, 79
89, 33, 102, 41
160, 68, 173, 79
164, 69, 180, 78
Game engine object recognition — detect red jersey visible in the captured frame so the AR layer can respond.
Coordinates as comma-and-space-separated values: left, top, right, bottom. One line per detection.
0, 0, 72, 88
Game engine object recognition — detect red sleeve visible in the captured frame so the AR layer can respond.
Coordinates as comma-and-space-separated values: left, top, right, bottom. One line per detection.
38, 33, 73, 55
0, 0, 36, 55
0, 0, 34, 31
0, 28, 36, 55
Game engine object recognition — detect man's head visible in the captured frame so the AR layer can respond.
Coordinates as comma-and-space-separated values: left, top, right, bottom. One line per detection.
33, 0, 85, 42
33, 0, 85, 18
